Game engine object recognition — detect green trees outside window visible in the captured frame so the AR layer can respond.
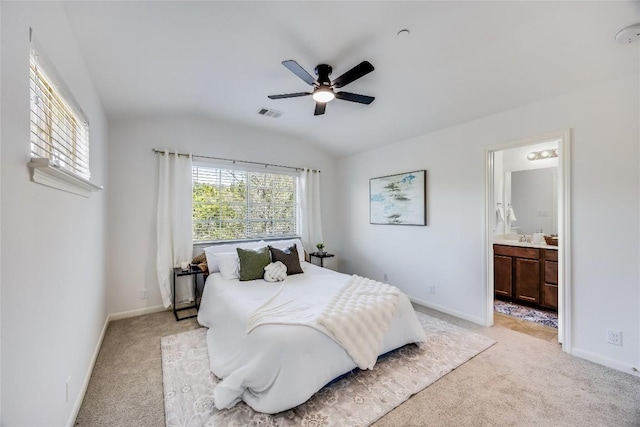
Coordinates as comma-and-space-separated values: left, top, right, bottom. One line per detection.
192, 166, 297, 242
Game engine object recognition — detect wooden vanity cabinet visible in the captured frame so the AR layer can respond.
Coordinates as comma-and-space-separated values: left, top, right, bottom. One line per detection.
494, 245, 540, 304
515, 257, 540, 304
494, 244, 558, 311
494, 255, 513, 297
542, 249, 558, 310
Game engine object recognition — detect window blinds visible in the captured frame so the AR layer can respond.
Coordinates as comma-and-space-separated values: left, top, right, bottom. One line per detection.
192, 165, 297, 242
29, 48, 90, 180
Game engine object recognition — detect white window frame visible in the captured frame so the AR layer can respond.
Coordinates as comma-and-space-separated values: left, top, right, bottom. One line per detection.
192, 162, 299, 243
27, 33, 102, 197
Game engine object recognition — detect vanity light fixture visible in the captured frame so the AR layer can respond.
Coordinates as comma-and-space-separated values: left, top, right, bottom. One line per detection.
527, 149, 558, 161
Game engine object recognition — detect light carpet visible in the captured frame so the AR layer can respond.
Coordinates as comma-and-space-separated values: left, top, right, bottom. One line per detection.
161, 312, 495, 427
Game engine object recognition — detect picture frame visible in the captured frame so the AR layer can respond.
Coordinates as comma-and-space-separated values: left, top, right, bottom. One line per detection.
370, 170, 427, 226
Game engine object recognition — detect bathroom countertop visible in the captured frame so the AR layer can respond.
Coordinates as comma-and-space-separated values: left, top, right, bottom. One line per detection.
493, 239, 558, 250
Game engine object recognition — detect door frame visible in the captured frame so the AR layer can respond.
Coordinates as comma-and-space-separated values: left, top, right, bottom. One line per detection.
484, 129, 572, 353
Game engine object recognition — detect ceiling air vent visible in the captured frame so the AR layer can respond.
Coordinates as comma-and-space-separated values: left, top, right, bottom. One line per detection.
258, 108, 283, 118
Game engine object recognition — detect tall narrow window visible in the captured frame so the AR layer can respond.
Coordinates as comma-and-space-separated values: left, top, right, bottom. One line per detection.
29, 47, 90, 180
192, 165, 297, 242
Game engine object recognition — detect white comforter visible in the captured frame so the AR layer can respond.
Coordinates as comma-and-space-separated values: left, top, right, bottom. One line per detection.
197, 262, 426, 414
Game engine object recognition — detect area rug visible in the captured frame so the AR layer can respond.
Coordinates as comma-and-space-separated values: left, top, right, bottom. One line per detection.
161, 312, 495, 427
494, 300, 558, 329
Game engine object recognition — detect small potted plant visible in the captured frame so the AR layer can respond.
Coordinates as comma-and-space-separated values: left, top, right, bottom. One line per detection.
316, 243, 325, 255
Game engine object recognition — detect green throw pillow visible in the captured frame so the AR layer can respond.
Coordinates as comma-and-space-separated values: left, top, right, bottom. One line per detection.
269, 245, 304, 275
237, 246, 271, 281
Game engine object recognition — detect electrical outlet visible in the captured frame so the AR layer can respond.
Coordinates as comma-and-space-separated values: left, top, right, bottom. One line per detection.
140, 289, 148, 299
383, 273, 388, 282
607, 329, 622, 346
66, 376, 71, 402
429, 285, 436, 294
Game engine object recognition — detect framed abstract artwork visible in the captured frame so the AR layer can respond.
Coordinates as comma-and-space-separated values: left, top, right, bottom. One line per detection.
370, 170, 426, 225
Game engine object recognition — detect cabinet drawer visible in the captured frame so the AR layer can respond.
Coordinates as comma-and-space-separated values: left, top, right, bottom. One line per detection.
493, 245, 540, 260
544, 249, 558, 262
542, 283, 558, 309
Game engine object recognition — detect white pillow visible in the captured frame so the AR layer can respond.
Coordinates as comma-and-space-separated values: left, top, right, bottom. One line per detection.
204, 240, 266, 273
266, 238, 305, 263
213, 252, 240, 280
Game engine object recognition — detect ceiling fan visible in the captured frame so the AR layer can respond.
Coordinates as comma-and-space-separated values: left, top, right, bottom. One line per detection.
268, 60, 375, 116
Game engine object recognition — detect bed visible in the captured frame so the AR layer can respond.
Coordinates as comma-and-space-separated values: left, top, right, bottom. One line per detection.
196, 243, 426, 414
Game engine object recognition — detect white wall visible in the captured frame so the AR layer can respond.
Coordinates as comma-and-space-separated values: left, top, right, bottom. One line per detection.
0, 2, 109, 426
0, 3, 3, 421
107, 116, 338, 314
337, 72, 639, 374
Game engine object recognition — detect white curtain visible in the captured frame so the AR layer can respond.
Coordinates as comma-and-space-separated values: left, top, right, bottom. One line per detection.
298, 168, 324, 253
156, 150, 193, 308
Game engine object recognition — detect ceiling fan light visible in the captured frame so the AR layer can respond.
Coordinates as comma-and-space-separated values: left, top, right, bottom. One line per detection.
312, 89, 335, 103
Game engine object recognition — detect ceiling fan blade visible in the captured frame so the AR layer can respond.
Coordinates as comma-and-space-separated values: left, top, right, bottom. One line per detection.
335, 91, 375, 105
314, 102, 326, 116
332, 61, 375, 88
268, 92, 312, 100
282, 60, 316, 86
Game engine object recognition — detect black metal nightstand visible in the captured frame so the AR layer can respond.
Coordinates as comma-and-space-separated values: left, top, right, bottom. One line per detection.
309, 252, 334, 268
173, 266, 203, 321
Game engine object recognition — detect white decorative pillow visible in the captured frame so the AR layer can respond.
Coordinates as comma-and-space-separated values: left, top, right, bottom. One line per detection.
213, 252, 240, 280
266, 238, 305, 263
204, 240, 266, 273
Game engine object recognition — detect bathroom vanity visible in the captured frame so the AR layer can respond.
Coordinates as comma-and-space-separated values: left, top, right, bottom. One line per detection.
493, 241, 558, 311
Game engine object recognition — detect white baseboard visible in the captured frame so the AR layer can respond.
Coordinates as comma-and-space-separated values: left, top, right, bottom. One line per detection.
571, 347, 640, 378
410, 299, 639, 378
66, 304, 169, 426
66, 313, 110, 427
109, 304, 168, 321
409, 296, 485, 325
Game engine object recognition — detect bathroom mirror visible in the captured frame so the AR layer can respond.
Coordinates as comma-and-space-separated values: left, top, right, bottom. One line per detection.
505, 167, 558, 235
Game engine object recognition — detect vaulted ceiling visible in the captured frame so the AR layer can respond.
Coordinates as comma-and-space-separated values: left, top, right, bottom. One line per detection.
62, 1, 639, 157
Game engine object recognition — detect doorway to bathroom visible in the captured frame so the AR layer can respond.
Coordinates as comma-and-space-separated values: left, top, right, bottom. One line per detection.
484, 130, 571, 352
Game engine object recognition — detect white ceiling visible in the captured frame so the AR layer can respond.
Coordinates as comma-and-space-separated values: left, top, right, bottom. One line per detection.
61, 1, 639, 157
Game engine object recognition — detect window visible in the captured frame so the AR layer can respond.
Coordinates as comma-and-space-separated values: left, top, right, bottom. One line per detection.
192, 165, 298, 242
29, 47, 90, 180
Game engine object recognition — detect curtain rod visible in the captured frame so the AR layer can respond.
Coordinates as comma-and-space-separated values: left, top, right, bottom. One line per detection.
152, 149, 320, 173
